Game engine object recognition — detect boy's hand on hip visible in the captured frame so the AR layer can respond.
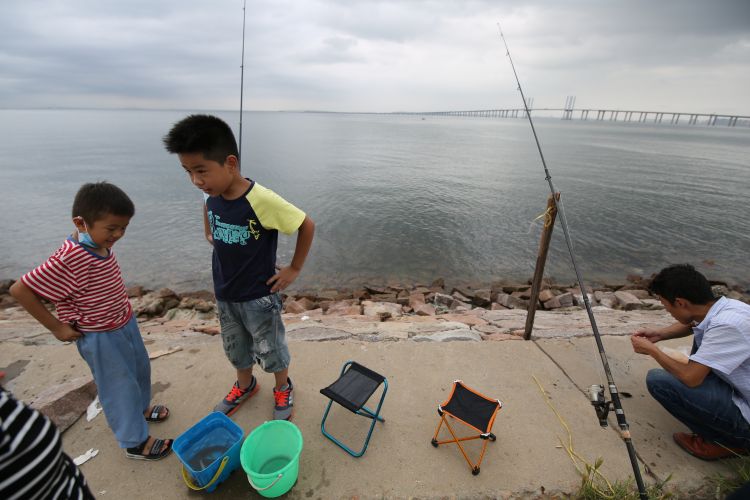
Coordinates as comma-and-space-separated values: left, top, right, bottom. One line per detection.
53, 323, 83, 342
267, 266, 300, 293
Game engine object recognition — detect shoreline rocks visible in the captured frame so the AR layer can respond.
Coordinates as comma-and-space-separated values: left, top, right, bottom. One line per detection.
1, 276, 748, 327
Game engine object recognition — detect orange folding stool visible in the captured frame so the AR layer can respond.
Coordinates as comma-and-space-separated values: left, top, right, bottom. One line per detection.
430, 380, 503, 475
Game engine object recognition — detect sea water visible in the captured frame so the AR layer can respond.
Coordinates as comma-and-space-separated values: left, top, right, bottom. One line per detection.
1, 109, 748, 289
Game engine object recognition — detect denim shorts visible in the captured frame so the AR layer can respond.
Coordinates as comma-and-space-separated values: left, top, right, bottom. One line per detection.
217, 293, 290, 373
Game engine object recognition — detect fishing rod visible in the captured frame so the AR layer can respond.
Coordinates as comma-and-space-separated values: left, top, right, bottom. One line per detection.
238, 0, 247, 163
496, 24, 648, 500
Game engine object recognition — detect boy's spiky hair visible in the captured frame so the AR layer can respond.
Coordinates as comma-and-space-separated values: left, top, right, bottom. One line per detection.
648, 264, 715, 305
72, 182, 135, 224
162, 114, 238, 163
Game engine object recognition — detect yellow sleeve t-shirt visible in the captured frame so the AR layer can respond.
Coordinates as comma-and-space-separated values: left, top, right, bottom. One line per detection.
205, 180, 305, 301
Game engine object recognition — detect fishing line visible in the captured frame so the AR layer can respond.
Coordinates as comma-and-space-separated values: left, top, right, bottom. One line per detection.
238, 0, 247, 163
496, 23, 648, 500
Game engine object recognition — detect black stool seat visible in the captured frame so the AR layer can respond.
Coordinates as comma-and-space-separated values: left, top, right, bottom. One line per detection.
442, 382, 500, 433
320, 362, 385, 413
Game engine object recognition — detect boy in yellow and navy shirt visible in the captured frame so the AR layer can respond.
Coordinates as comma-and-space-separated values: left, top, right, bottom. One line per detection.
163, 115, 315, 420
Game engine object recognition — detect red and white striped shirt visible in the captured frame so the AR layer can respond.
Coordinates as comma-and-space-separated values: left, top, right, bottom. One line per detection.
20, 238, 132, 332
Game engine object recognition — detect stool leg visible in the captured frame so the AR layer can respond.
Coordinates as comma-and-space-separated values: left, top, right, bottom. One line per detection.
321, 399, 361, 456
358, 405, 385, 422
431, 414, 445, 446
433, 416, 484, 474
476, 439, 490, 471
320, 399, 335, 436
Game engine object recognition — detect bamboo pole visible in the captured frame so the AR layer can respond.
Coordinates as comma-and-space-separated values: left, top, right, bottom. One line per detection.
524, 193, 559, 340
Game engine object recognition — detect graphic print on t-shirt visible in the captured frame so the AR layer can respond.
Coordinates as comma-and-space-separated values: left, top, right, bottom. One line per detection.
248, 219, 261, 240
207, 212, 261, 245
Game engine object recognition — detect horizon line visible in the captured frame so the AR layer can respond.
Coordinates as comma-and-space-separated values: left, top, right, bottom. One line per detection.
1, 106, 749, 120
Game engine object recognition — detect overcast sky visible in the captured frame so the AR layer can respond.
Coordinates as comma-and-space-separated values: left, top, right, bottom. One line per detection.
1, 0, 748, 114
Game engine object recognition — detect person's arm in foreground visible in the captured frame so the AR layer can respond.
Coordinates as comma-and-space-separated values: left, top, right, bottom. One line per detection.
267, 215, 315, 293
632, 322, 693, 343
9, 281, 81, 341
631, 333, 710, 387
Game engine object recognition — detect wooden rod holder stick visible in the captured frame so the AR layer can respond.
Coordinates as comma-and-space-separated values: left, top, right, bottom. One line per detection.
524, 193, 559, 340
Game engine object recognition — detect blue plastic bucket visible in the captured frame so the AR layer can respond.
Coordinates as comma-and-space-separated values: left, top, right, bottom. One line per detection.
173, 412, 245, 493
240, 420, 303, 498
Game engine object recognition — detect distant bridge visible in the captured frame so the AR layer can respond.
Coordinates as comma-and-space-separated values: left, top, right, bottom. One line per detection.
392, 108, 749, 127
389, 96, 749, 127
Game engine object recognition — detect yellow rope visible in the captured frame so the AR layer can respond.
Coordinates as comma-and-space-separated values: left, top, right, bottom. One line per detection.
532, 206, 555, 229
532, 375, 617, 498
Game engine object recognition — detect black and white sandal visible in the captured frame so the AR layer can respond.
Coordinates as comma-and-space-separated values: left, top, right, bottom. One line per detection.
144, 404, 170, 422
125, 436, 173, 461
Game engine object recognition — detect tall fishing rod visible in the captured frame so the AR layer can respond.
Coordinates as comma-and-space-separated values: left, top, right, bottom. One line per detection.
238, 0, 247, 163
497, 24, 648, 500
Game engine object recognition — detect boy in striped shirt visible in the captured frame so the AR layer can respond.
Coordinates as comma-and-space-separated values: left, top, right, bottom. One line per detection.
10, 182, 173, 461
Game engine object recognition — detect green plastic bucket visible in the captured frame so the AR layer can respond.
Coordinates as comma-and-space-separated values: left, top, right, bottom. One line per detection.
240, 420, 303, 498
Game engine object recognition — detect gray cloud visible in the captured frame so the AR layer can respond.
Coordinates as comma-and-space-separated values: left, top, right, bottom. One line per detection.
0, 0, 748, 113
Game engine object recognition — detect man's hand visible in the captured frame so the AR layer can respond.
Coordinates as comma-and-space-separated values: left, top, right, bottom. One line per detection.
631, 334, 658, 355
632, 332, 711, 387
52, 323, 82, 342
632, 327, 665, 343
267, 266, 300, 293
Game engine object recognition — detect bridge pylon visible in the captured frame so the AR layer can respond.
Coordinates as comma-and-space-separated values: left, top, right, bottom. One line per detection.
562, 96, 576, 120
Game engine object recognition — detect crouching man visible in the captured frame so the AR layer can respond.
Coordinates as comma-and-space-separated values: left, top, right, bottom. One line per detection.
631, 264, 750, 460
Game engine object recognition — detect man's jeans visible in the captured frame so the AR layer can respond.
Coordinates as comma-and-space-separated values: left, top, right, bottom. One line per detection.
647, 368, 750, 447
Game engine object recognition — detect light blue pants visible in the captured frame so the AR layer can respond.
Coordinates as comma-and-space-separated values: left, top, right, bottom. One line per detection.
76, 316, 151, 448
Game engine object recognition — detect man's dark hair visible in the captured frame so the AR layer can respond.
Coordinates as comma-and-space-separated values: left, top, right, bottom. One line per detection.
72, 182, 135, 223
648, 264, 715, 305
162, 114, 238, 163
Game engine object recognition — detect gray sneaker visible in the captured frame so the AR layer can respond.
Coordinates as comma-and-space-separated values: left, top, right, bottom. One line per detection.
214, 377, 259, 416
273, 378, 294, 420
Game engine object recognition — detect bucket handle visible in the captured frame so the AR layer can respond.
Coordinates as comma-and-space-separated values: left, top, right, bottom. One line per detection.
248, 472, 283, 492
181, 456, 230, 491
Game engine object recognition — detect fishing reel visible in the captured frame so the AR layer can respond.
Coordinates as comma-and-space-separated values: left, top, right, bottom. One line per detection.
588, 384, 613, 427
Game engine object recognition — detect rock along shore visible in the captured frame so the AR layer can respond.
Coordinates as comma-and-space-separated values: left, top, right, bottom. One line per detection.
0, 276, 750, 348
4, 273, 746, 336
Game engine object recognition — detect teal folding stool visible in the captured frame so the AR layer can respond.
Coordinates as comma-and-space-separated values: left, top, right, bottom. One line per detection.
320, 361, 388, 457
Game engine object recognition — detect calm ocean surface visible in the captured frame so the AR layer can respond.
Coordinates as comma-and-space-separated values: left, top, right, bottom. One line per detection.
0, 109, 748, 292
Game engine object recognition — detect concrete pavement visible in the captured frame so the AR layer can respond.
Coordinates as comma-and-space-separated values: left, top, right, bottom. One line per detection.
0, 308, 739, 499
